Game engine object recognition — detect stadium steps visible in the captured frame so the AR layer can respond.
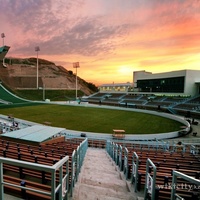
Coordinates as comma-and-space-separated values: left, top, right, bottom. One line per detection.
72, 148, 137, 200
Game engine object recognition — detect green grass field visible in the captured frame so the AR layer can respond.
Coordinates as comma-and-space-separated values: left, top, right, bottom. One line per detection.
0, 104, 183, 134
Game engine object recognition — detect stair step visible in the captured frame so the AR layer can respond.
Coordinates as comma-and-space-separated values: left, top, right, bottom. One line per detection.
81, 163, 118, 175
79, 174, 127, 192
72, 148, 138, 200
73, 183, 135, 200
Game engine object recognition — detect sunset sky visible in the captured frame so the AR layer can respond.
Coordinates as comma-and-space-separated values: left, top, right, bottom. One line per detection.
0, 0, 200, 86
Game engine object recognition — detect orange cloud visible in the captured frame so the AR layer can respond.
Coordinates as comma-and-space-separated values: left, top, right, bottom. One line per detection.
1, 0, 200, 85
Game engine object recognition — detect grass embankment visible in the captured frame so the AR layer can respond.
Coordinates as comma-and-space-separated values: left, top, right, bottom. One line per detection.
15, 90, 84, 101
0, 104, 183, 134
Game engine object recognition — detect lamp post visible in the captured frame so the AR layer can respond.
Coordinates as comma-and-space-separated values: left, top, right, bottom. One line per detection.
35, 46, 40, 89
43, 84, 45, 101
73, 62, 80, 100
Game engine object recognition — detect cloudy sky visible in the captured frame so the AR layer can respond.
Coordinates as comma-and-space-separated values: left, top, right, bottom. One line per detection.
1, 0, 200, 85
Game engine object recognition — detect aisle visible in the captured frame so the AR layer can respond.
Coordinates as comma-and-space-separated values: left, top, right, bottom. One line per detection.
72, 148, 137, 200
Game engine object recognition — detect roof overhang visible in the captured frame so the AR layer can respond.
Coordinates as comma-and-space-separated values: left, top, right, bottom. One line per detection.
2, 125, 65, 143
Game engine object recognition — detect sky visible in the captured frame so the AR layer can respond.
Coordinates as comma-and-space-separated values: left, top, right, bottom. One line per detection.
0, 0, 200, 86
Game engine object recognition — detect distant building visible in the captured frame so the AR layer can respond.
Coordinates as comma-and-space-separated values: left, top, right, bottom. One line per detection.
133, 70, 200, 97
99, 82, 132, 93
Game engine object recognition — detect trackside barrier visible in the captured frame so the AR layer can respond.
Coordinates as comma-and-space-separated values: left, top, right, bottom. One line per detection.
123, 147, 129, 180
170, 170, 200, 200
131, 152, 139, 192
0, 156, 69, 200
144, 158, 157, 200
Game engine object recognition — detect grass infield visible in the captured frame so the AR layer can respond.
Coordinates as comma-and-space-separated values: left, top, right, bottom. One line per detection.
0, 104, 183, 134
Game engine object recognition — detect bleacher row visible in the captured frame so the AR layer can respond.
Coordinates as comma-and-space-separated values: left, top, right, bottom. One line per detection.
0, 137, 86, 200
86, 93, 200, 115
0, 131, 199, 199
107, 141, 200, 200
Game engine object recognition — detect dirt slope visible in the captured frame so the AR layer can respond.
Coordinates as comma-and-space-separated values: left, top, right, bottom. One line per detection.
0, 58, 95, 95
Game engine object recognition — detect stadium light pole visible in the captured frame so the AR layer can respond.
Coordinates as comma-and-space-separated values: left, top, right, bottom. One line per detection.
1, 33, 5, 46
1, 33, 5, 66
73, 62, 80, 100
35, 46, 40, 89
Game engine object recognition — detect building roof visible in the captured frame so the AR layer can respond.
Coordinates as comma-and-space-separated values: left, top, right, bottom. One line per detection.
100, 82, 132, 87
2, 125, 65, 143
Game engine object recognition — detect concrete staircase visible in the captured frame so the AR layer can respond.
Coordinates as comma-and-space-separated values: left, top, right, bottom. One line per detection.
72, 148, 137, 200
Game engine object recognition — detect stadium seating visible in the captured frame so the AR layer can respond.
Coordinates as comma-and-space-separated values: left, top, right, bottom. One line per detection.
0, 138, 84, 199
109, 141, 200, 200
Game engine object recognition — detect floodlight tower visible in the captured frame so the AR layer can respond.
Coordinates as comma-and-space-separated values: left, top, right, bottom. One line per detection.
1, 33, 5, 66
1, 33, 5, 46
73, 62, 80, 100
35, 46, 40, 89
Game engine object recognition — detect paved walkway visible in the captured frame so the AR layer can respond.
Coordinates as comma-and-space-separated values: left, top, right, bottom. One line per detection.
72, 148, 137, 200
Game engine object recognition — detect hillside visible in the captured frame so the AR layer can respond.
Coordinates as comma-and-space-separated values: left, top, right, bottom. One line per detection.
0, 57, 98, 96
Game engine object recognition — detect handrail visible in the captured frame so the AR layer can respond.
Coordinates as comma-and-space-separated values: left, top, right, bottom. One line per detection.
114, 143, 119, 165
171, 170, 200, 200
0, 155, 69, 200
119, 145, 123, 171
70, 149, 76, 197
71, 138, 88, 197
144, 158, 156, 200
123, 147, 129, 179
131, 152, 139, 192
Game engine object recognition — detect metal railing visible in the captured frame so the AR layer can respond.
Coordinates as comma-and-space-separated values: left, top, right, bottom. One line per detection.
119, 145, 123, 171
0, 155, 69, 200
70, 138, 88, 197
144, 158, 157, 200
131, 152, 139, 192
190, 144, 199, 155
171, 170, 200, 200
123, 147, 129, 179
114, 143, 119, 165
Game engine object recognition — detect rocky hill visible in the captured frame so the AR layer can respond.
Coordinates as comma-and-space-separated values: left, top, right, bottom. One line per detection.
0, 57, 98, 95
